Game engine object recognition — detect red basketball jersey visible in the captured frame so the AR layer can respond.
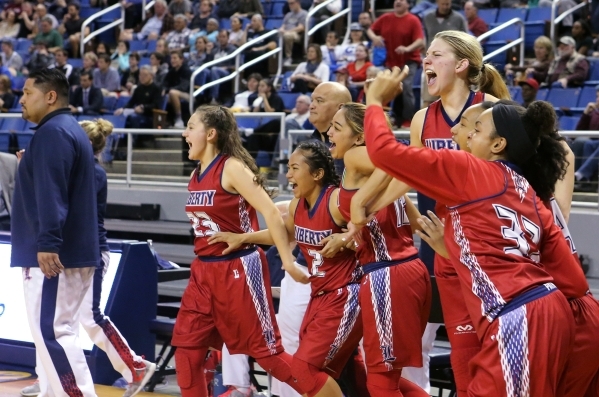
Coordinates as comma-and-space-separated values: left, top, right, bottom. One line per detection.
185, 155, 259, 257
337, 177, 418, 265
294, 185, 360, 296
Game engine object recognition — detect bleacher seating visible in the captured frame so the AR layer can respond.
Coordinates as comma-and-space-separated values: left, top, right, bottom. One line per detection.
546, 87, 581, 109
279, 92, 300, 110
478, 8, 498, 25
559, 115, 581, 130
525, 7, 551, 50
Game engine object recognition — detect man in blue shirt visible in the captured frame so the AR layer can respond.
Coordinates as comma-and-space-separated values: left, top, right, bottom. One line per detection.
11, 68, 99, 397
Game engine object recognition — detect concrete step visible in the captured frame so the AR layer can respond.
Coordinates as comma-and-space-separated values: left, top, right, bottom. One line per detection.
106, 161, 186, 176
106, 172, 191, 183
132, 149, 183, 162
155, 137, 183, 150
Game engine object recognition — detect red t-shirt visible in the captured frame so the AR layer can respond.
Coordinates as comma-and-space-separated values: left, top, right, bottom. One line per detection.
370, 12, 424, 68
468, 16, 488, 37
347, 61, 373, 83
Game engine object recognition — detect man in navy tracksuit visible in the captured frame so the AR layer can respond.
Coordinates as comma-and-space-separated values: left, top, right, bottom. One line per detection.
11, 68, 99, 397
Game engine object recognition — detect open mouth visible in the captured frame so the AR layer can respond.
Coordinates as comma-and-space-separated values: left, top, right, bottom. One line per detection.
425, 70, 437, 86
329, 142, 336, 151
186, 140, 192, 149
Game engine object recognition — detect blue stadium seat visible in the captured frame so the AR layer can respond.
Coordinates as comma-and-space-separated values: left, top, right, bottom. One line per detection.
265, 18, 284, 30
102, 115, 126, 128
271, 1, 286, 17
98, 7, 120, 22
508, 86, 522, 103
102, 96, 117, 113
413, 67, 422, 88
220, 18, 232, 30
486, 23, 520, 41
139, 57, 151, 66
80, 7, 101, 19
115, 96, 130, 109
77, 115, 96, 123
129, 40, 146, 52
536, 87, 549, 101
546, 88, 581, 109
478, 8, 498, 25
280, 71, 294, 92
279, 92, 300, 110
16, 132, 34, 150
0, 118, 25, 131
16, 39, 32, 52
236, 116, 262, 129
524, 21, 546, 51
496, 8, 527, 23
559, 115, 580, 130
0, 132, 10, 152
526, 7, 551, 22
24, 120, 37, 130
577, 86, 596, 107
70, 58, 83, 68
146, 40, 157, 53
588, 59, 599, 81
11, 76, 25, 91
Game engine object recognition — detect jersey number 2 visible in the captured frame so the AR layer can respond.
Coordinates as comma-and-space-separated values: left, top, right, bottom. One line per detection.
186, 211, 221, 237
307, 249, 326, 278
493, 204, 540, 262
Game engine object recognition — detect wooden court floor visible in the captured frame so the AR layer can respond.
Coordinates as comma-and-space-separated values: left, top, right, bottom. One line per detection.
0, 379, 172, 397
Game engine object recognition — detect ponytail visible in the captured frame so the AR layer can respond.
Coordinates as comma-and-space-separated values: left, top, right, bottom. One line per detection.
479, 63, 511, 100
80, 118, 114, 155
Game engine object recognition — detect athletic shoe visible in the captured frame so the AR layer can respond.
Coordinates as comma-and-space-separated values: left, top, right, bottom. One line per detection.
174, 119, 185, 128
122, 359, 157, 397
217, 386, 253, 397
21, 381, 40, 396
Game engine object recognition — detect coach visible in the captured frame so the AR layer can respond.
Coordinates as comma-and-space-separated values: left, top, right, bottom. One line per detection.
11, 68, 99, 397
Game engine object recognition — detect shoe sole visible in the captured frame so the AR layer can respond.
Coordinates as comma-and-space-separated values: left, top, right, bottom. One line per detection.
127, 363, 157, 397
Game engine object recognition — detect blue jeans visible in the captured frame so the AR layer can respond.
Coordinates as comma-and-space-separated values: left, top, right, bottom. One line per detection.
577, 139, 599, 180
210, 67, 230, 101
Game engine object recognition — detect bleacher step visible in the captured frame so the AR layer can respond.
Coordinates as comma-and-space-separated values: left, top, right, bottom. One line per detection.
132, 149, 183, 162
155, 137, 183, 150
106, 161, 185, 176
106, 173, 190, 183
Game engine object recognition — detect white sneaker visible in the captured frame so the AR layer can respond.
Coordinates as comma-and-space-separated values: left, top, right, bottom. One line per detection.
174, 119, 184, 128
122, 359, 157, 397
284, 57, 292, 66
21, 381, 40, 396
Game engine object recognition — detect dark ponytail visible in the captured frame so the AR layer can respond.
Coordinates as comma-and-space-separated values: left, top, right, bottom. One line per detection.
295, 140, 340, 187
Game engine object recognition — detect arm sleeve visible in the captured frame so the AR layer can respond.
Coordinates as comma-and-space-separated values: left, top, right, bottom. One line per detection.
566, 59, 589, 85
88, 89, 103, 113
271, 95, 285, 112
576, 113, 591, 130
370, 15, 382, 35
108, 69, 120, 92
364, 105, 501, 206
32, 126, 76, 253
315, 62, 329, 82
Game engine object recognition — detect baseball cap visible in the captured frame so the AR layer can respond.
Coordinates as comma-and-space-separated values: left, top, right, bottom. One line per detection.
350, 22, 362, 31
518, 78, 539, 91
558, 36, 576, 47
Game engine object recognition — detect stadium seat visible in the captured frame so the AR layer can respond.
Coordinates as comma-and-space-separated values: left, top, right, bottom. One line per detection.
98, 6, 120, 22
80, 7, 101, 19
478, 8, 498, 25
115, 96, 130, 109
265, 18, 284, 30
486, 23, 520, 41
524, 5, 551, 51
280, 71, 294, 92
526, 7, 552, 22
16, 39, 32, 52
587, 59, 599, 81
0, 118, 25, 132
279, 92, 300, 110
129, 40, 146, 52
508, 86, 522, 103
16, 132, 34, 150
0, 132, 10, 152
271, 1, 286, 17
11, 76, 25, 92
77, 115, 97, 122
577, 86, 596, 107
102, 96, 117, 113
496, 8, 527, 23
146, 40, 157, 53
236, 116, 264, 129
102, 115, 126, 128
139, 57, 151, 66
559, 115, 580, 130
546, 87, 581, 109
536, 87, 549, 102
70, 58, 83, 68
24, 120, 36, 130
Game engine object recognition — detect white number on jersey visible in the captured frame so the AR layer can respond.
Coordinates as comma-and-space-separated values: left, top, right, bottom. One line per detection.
186, 211, 221, 237
550, 198, 577, 253
307, 249, 326, 278
493, 204, 540, 262
394, 197, 411, 227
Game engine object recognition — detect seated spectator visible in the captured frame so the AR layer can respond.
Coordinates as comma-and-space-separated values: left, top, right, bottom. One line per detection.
285, 94, 311, 129
572, 90, 599, 190
251, 78, 284, 113
233, 0, 263, 19
336, 43, 372, 99
290, 43, 330, 93
1, 0, 24, 19
93, 53, 121, 96
280, 0, 307, 65
165, 14, 191, 51
119, 0, 167, 41
517, 78, 538, 108
155, 38, 170, 61
111, 41, 130, 74
48, 0, 67, 21
245, 78, 285, 158
546, 36, 589, 88
69, 71, 103, 115
120, 52, 140, 96
338, 23, 366, 67
164, 50, 192, 127
505, 36, 552, 85
189, 17, 219, 45
205, 29, 236, 103
571, 20, 593, 55
81, 51, 97, 75
228, 16, 246, 46
33, 4, 58, 32
23, 41, 54, 75
358, 11, 372, 31
0, 74, 15, 112
1, 40, 23, 76
0, 10, 21, 39
356, 65, 381, 103
33, 15, 63, 53
168, 0, 192, 20
188, 36, 211, 69
95, 41, 109, 55
243, 14, 277, 78
231, 72, 261, 111
464, 1, 487, 37
320, 31, 344, 71
58, 2, 86, 58
53, 48, 79, 86
150, 51, 169, 86
216, 0, 239, 19
17, 2, 35, 39
189, 0, 216, 31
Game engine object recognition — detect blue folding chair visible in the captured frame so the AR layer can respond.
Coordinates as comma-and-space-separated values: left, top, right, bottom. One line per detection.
546, 88, 581, 109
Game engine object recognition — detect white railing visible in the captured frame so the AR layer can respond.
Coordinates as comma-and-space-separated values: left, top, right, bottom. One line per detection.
80, 3, 125, 57
143, 0, 155, 21
304, 0, 352, 49
550, 0, 587, 53
188, 31, 282, 114
477, 17, 525, 68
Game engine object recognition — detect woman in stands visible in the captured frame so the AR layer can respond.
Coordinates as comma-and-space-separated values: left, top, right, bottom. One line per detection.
337, 44, 373, 100
291, 44, 330, 94
173, 105, 306, 397
505, 35, 553, 85
364, 68, 578, 396
210, 140, 363, 397
325, 102, 431, 397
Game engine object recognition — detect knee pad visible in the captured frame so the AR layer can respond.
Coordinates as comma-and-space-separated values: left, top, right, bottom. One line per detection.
366, 371, 403, 396
174, 347, 207, 395
399, 378, 429, 397
291, 357, 329, 397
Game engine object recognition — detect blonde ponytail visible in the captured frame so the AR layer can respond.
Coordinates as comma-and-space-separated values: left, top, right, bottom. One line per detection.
80, 118, 114, 155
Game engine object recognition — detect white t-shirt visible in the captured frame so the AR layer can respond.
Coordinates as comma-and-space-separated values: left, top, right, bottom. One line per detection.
292, 61, 330, 84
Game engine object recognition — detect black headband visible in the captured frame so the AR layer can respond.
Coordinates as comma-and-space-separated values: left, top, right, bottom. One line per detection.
492, 104, 536, 165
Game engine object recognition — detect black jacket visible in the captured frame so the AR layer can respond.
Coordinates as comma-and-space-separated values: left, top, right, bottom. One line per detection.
69, 86, 104, 115
163, 62, 192, 93
125, 82, 163, 117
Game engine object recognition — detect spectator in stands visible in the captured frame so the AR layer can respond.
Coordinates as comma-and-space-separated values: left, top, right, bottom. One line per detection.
1, 0, 24, 19
0, 74, 15, 112
571, 20, 593, 55
48, 0, 67, 21
252, 77, 284, 112
115, 65, 162, 128
309, 0, 341, 44
33, 3, 58, 32
320, 31, 343, 70
58, 2, 86, 58
189, 17, 219, 45
573, 89, 599, 190
150, 51, 169, 86
110, 41, 130, 74
216, 0, 238, 19
205, 29, 236, 103
245, 78, 285, 158
337, 43, 372, 99
166, 14, 191, 51
368, 0, 424, 126
546, 35, 589, 88
358, 11, 372, 31
423, 0, 467, 43
119, 0, 167, 41
23, 41, 55, 75
233, 0, 264, 19
290, 43, 329, 93
505, 35, 553, 85
517, 78, 539, 108
338, 23, 367, 67
286, 94, 311, 128
164, 50, 192, 128
243, 14, 277, 78
81, 51, 97, 75
17, 1, 35, 39
464, 1, 487, 37
231, 72, 261, 111
280, 0, 308, 65
1, 40, 23, 76
155, 38, 170, 60
188, 36, 211, 69
95, 41, 108, 55
69, 71, 103, 115
33, 15, 63, 53
168, 0, 192, 20
189, 0, 216, 32
0, 10, 21, 39
228, 16, 246, 46
93, 53, 121, 96
53, 48, 79, 86
120, 52, 140, 96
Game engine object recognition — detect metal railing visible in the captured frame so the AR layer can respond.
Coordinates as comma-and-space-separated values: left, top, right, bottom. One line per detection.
304, 0, 352, 49
477, 18, 525, 67
188, 31, 282, 114
550, 0, 587, 53
142, 0, 155, 21
80, 3, 125, 56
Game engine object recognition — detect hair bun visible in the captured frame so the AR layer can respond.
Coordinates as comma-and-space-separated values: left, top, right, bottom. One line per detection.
524, 101, 556, 139
95, 118, 114, 137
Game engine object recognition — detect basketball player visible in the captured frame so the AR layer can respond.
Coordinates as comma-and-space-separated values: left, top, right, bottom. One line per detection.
11, 68, 99, 396
174, 105, 307, 397
364, 67, 576, 396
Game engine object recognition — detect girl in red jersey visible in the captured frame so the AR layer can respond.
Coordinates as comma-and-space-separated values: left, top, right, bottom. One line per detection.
173, 106, 307, 397
210, 140, 363, 397
363, 68, 579, 397
324, 102, 431, 397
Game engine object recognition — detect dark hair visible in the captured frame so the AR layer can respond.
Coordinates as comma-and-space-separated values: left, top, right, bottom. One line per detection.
29, 68, 70, 105
219, 28, 229, 37
68, 2, 80, 10
248, 73, 262, 82
194, 105, 273, 196
170, 50, 183, 60
151, 51, 165, 62
307, 43, 323, 64
118, 40, 130, 52
573, 19, 592, 38
261, 78, 276, 94
56, 48, 68, 57
295, 140, 340, 187
327, 31, 338, 39
80, 70, 93, 80
129, 51, 141, 61
97, 53, 111, 63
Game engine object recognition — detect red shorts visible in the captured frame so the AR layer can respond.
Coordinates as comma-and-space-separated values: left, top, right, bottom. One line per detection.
294, 283, 363, 378
559, 293, 599, 397
468, 290, 574, 397
172, 248, 283, 358
360, 258, 431, 372
437, 275, 479, 349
